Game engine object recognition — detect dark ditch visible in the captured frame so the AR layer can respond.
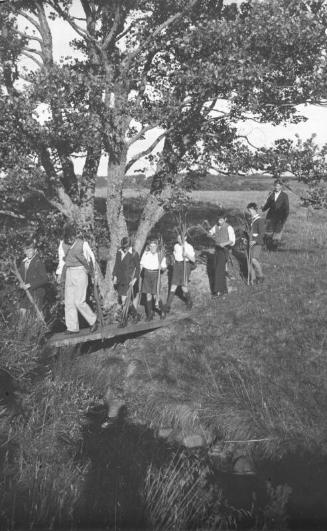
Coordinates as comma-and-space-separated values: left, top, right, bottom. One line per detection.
74, 402, 327, 530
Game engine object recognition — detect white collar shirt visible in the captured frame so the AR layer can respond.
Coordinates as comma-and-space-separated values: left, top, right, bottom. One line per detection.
140, 251, 166, 270
173, 242, 195, 262
23, 253, 36, 271
274, 190, 281, 201
120, 247, 133, 259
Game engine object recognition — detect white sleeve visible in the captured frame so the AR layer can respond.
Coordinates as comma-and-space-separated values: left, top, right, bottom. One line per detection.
83, 241, 95, 266
209, 226, 215, 236
228, 226, 236, 246
140, 253, 146, 269
161, 256, 167, 269
56, 241, 66, 276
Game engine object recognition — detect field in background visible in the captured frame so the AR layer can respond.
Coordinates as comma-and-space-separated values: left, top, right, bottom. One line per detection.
96, 172, 299, 193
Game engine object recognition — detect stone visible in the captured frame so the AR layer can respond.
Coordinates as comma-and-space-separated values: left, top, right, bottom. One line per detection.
158, 427, 173, 439
232, 455, 255, 475
108, 399, 125, 419
182, 434, 205, 448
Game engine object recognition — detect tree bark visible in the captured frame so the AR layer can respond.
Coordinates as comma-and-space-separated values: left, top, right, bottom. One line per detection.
103, 155, 128, 308
133, 191, 168, 254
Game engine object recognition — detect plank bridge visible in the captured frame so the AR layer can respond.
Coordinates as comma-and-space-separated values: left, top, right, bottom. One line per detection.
48, 313, 190, 348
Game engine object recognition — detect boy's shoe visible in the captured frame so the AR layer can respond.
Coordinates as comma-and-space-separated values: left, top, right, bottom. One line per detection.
132, 313, 142, 324
90, 320, 98, 333
101, 418, 113, 429
255, 276, 265, 284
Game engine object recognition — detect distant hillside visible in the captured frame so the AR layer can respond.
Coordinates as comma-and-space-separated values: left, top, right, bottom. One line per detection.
96, 172, 296, 192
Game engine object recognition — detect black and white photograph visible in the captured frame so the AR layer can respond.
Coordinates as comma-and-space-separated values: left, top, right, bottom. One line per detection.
1, 0, 327, 529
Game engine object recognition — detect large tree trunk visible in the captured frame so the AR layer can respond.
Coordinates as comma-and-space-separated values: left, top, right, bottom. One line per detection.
103, 156, 128, 308
134, 193, 165, 254
134, 183, 173, 254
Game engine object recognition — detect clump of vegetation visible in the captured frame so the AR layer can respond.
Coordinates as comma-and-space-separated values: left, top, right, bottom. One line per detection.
0, 312, 98, 530
144, 450, 249, 530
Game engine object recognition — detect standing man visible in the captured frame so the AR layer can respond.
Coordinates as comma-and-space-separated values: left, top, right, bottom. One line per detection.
112, 236, 141, 324
56, 224, 98, 334
246, 202, 266, 284
140, 239, 167, 321
209, 213, 235, 297
164, 232, 195, 314
262, 179, 289, 250
18, 237, 48, 315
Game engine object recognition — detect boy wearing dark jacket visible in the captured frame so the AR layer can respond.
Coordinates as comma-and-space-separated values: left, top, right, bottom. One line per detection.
262, 179, 289, 249
113, 237, 141, 324
246, 203, 266, 283
19, 238, 48, 313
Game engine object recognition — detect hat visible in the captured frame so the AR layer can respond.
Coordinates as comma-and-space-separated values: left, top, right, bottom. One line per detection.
23, 236, 36, 249
217, 209, 227, 220
121, 236, 130, 249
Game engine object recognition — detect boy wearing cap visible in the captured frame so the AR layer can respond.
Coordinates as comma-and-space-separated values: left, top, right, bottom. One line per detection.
18, 237, 48, 314
112, 237, 141, 324
209, 213, 235, 297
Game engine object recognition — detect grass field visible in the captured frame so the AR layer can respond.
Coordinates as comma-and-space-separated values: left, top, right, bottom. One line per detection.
114, 188, 327, 453
1, 185, 327, 529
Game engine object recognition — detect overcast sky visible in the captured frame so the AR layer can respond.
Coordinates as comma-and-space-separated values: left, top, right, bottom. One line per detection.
18, 3, 327, 176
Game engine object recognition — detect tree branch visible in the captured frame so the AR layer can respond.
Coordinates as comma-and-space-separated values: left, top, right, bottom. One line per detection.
17, 10, 41, 33
16, 30, 42, 45
0, 210, 25, 220
126, 123, 160, 148
124, 0, 200, 70
116, 16, 149, 42
80, 0, 92, 19
125, 131, 167, 173
48, 0, 96, 45
21, 51, 43, 68
29, 186, 75, 218
29, 187, 64, 212
24, 47, 44, 58
237, 134, 260, 150
102, 3, 121, 51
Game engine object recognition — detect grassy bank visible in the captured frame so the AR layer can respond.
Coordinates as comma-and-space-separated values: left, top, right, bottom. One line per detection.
1, 190, 327, 529
119, 204, 327, 456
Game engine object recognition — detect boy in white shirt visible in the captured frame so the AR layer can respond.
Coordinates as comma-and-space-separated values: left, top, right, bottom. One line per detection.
140, 239, 167, 321
209, 213, 235, 297
56, 224, 98, 334
164, 233, 195, 313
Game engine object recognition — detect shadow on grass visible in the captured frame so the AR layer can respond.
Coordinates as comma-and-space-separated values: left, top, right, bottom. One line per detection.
75, 407, 173, 529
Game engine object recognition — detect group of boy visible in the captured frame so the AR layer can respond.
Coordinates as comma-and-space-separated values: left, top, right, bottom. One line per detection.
18, 179, 289, 333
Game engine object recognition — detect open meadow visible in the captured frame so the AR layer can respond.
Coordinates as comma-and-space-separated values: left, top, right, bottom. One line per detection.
1, 184, 327, 530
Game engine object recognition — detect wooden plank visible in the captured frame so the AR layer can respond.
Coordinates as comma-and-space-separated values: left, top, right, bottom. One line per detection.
47, 313, 190, 348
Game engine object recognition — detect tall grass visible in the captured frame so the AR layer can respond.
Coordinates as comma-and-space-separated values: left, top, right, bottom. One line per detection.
144, 450, 249, 530
0, 311, 97, 530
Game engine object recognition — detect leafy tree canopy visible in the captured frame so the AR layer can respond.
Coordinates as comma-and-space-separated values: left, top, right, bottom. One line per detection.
1, 0, 327, 303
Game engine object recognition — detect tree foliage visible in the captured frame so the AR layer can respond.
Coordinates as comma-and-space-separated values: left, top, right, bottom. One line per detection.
1, 0, 327, 303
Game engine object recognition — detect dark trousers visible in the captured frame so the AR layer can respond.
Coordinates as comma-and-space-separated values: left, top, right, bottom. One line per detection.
213, 247, 228, 294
